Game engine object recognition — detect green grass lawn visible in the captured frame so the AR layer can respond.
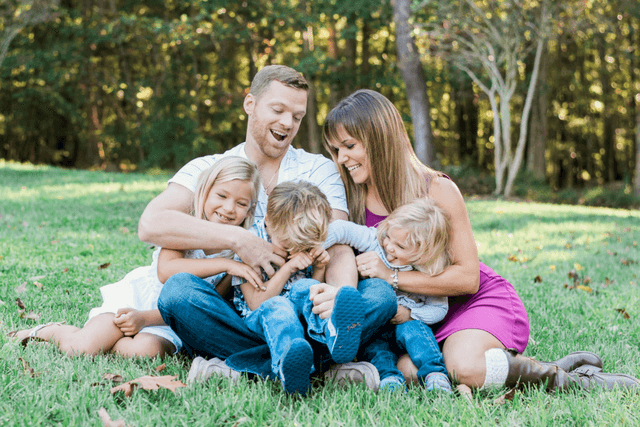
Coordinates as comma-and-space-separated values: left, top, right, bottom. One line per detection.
1, 160, 639, 426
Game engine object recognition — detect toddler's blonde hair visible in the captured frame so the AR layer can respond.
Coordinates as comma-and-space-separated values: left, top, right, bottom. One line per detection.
266, 181, 332, 253
377, 198, 451, 276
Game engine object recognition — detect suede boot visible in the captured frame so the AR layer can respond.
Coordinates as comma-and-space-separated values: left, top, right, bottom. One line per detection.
504, 349, 640, 392
537, 350, 602, 372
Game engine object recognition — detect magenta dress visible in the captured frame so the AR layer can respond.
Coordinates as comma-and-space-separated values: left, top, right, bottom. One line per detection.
366, 209, 530, 353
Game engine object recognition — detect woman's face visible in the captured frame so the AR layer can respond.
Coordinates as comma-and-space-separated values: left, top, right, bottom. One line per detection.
327, 127, 371, 185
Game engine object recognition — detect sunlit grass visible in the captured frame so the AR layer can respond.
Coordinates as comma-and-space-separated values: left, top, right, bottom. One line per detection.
1, 163, 639, 426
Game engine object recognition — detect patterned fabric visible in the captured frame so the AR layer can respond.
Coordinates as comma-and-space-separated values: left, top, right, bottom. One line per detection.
168, 143, 348, 221
231, 219, 313, 317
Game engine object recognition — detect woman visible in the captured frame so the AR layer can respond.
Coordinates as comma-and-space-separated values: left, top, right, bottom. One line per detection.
321, 89, 638, 392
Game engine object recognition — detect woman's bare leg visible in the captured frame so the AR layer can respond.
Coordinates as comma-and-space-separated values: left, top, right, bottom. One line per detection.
12, 314, 125, 356
397, 329, 504, 388
110, 333, 174, 358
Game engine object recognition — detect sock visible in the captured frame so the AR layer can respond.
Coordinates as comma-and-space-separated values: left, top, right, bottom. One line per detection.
481, 348, 509, 389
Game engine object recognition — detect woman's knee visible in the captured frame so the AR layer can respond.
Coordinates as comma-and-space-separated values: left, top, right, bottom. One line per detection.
442, 347, 487, 388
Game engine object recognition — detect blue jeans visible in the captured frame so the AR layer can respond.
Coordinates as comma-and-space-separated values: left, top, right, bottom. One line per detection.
157, 273, 397, 378
363, 319, 447, 384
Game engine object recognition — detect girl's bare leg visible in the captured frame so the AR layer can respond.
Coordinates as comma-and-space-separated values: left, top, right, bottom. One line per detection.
110, 333, 175, 358
12, 314, 125, 356
397, 329, 504, 388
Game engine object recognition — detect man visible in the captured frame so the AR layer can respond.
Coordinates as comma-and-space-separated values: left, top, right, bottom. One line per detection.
138, 65, 392, 389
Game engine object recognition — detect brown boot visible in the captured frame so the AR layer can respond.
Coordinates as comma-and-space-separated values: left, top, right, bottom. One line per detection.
538, 351, 602, 372
504, 349, 640, 392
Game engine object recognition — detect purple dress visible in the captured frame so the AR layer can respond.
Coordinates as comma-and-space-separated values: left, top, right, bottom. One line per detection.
366, 209, 530, 353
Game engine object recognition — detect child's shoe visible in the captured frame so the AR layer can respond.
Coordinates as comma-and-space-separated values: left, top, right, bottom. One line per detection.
379, 376, 407, 393
425, 372, 452, 393
325, 287, 365, 364
279, 338, 313, 396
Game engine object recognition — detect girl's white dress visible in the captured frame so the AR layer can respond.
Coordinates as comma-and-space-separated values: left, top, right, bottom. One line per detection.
87, 248, 226, 353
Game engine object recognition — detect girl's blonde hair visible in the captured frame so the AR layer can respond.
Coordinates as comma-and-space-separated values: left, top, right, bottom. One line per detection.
266, 181, 332, 253
193, 156, 261, 230
377, 198, 451, 276
323, 89, 439, 225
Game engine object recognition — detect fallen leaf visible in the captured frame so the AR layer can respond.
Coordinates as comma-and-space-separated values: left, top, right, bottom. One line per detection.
15, 282, 27, 294
22, 311, 41, 321
33, 281, 44, 289
18, 357, 36, 378
533, 275, 543, 283
549, 265, 556, 271
50, 240, 59, 245
98, 263, 111, 270
97, 408, 126, 427
110, 375, 186, 398
494, 387, 517, 405
16, 298, 26, 310
582, 276, 591, 285
507, 255, 518, 262
565, 243, 572, 249
567, 269, 578, 279
155, 363, 166, 373
606, 250, 616, 256
615, 308, 631, 320
576, 285, 592, 293
103, 373, 124, 383
119, 227, 130, 234
62, 268, 69, 273
574, 263, 583, 271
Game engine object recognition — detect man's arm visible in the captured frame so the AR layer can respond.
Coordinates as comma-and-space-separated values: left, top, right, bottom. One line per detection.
138, 183, 286, 276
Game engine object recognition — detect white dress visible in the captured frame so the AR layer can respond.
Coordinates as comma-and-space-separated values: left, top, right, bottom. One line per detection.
87, 248, 226, 353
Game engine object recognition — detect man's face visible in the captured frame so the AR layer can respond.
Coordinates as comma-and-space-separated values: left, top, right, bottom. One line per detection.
244, 80, 307, 160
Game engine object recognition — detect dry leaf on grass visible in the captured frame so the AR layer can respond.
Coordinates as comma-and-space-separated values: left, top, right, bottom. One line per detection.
615, 308, 631, 320
154, 363, 166, 373
110, 375, 186, 397
494, 388, 517, 405
18, 357, 37, 378
98, 408, 126, 427
92, 373, 124, 387
98, 263, 111, 270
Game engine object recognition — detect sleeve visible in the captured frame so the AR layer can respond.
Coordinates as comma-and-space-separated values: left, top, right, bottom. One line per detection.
398, 295, 449, 325
306, 157, 348, 215
323, 220, 378, 253
167, 155, 222, 193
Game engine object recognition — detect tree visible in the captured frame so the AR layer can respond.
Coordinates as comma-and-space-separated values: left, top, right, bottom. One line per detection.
416, 0, 550, 196
393, 0, 434, 166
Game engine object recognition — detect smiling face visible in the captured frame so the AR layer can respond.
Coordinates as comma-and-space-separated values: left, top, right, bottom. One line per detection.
382, 226, 418, 266
326, 127, 371, 185
204, 179, 254, 226
244, 80, 307, 161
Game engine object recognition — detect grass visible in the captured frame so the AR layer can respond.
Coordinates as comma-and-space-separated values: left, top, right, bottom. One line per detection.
1, 160, 639, 426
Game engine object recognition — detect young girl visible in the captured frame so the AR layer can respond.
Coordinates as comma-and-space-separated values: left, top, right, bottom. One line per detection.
10, 156, 262, 358
323, 197, 452, 392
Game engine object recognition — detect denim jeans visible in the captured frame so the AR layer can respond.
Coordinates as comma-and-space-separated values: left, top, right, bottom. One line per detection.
363, 319, 447, 384
157, 273, 397, 378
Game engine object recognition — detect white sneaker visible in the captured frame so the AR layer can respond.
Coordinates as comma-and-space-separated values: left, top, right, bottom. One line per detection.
324, 361, 380, 392
187, 356, 241, 384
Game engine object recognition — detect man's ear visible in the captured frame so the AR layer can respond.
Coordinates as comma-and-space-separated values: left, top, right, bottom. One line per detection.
243, 93, 255, 115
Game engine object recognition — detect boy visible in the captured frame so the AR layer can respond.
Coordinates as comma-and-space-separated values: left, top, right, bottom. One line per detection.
231, 181, 366, 396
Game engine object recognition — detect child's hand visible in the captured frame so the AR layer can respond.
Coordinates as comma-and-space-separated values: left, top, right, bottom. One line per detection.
356, 251, 391, 282
226, 260, 265, 291
390, 305, 412, 324
309, 247, 330, 270
113, 308, 146, 336
285, 251, 314, 275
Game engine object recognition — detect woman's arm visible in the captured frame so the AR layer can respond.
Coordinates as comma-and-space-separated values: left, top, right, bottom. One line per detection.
157, 248, 262, 289
398, 178, 480, 297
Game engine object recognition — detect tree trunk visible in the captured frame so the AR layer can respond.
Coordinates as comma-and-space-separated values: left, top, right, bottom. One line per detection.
527, 40, 548, 180
392, 0, 435, 166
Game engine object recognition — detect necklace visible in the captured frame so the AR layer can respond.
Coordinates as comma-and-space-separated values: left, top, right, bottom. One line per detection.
263, 164, 280, 195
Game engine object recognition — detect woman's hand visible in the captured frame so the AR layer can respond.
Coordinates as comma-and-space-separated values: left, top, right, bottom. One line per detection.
390, 305, 412, 324
113, 308, 146, 336
356, 251, 392, 282
225, 259, 265, 291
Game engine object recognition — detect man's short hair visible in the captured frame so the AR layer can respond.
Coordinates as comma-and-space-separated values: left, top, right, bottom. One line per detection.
249, 65, 309, 98
266, 181, 331, 253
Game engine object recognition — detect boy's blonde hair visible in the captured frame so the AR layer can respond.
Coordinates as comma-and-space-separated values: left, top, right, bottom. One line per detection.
377, 198, 451, 276
323, 89, 439, 225
193, 156, 261, 230
266, 181, 332, 253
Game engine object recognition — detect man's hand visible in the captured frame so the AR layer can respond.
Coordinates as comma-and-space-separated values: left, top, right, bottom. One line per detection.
234, 229, 287, 277
309, 282, 338, 319
113, 308, 146, 336
390, 305, 412, 324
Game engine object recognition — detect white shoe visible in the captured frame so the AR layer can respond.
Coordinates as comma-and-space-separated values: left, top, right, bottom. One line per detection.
324, 361, 380, 392
188, 356, 241, 384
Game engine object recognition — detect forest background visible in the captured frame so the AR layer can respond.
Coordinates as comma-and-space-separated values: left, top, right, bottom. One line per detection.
2, 0, 640, 208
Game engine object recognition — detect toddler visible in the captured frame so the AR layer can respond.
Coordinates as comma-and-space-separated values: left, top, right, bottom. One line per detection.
322, 197, 452, 392
232, 180, 367, 396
